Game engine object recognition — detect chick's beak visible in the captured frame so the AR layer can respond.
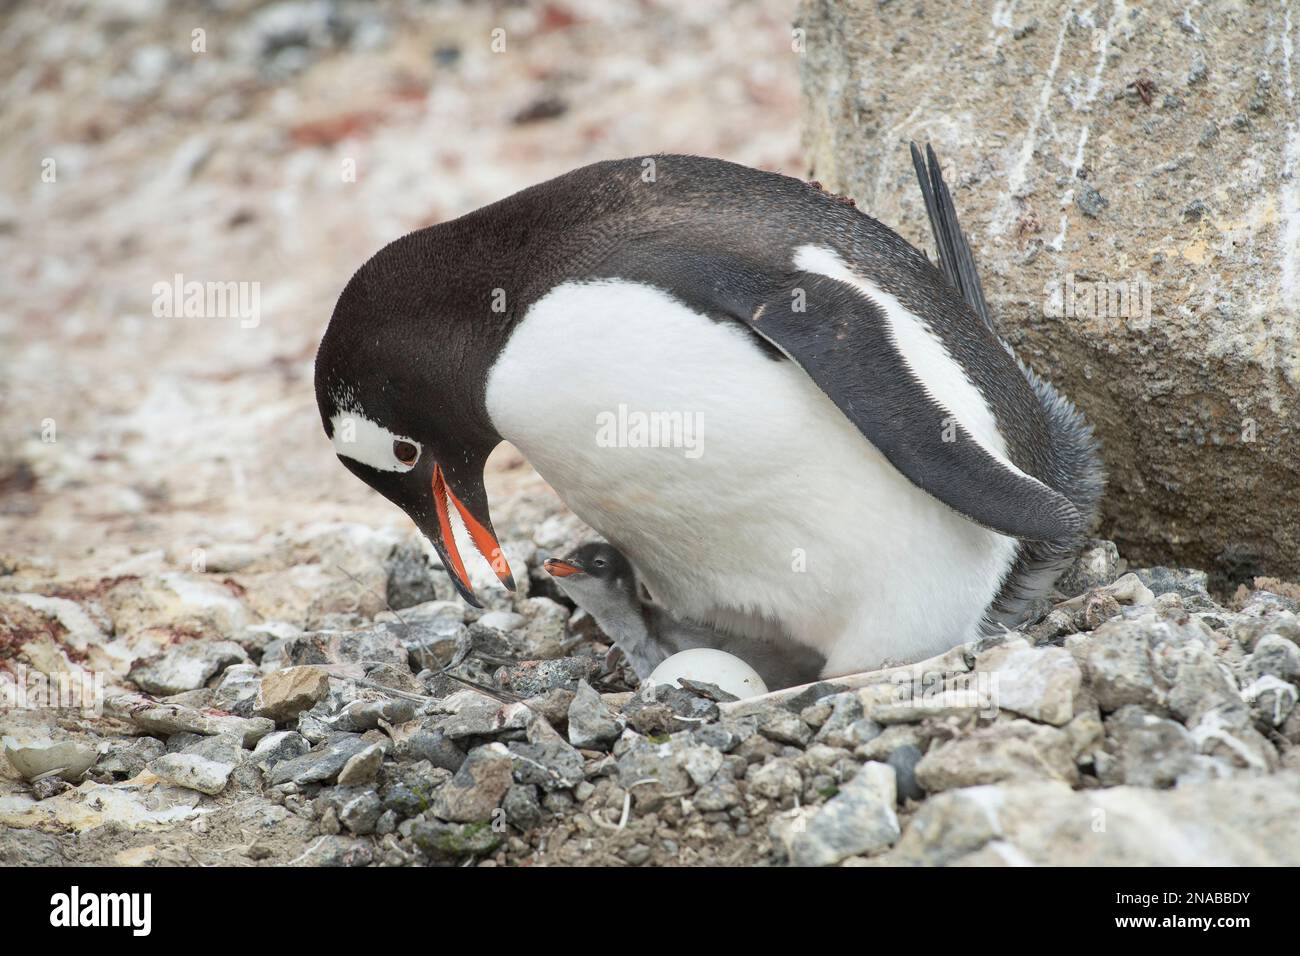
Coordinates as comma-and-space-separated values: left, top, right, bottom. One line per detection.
543, 557, 584, 578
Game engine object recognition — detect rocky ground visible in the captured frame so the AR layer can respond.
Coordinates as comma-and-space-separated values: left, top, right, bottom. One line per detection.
3, 524, 1300, 867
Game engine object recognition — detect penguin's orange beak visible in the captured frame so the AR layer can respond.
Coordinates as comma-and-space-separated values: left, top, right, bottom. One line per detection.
543, 557, 584, 578
429, 463, 515, 606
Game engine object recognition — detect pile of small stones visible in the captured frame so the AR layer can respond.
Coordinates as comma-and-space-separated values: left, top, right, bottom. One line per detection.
3, 523, 1300, 866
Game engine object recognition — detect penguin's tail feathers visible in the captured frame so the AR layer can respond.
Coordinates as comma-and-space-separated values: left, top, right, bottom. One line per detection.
909, 141, 996, 335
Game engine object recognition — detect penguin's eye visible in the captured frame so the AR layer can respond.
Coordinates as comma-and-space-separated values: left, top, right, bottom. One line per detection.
393, 440, 419, 465
593, 558, 606, 569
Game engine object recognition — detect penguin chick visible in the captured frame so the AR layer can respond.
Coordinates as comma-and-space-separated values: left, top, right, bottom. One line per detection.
544, 542, 824, 690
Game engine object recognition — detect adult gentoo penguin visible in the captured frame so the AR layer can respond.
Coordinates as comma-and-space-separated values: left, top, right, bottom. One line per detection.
315, 145, 1103, 677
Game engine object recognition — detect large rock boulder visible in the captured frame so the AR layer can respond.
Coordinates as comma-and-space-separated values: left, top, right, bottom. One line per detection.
876, 773, 1300, 866
798, 0, 1300, 581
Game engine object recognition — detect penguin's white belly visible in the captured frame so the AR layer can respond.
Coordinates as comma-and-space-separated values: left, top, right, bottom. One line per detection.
485, 279, 1017, 674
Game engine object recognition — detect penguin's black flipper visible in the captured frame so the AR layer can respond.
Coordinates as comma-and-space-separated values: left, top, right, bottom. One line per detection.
748, 273, 1083, 543
910, 142, 995, 334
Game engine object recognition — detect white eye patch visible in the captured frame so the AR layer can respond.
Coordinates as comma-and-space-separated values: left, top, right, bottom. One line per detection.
330, 409, 420, 473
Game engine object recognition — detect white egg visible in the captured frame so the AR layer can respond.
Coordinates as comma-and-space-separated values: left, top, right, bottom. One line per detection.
646, 648, 769, 699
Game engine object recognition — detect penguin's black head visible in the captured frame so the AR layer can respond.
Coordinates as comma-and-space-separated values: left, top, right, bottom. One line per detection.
315, 235, 516, 608
544, 542, 638, 599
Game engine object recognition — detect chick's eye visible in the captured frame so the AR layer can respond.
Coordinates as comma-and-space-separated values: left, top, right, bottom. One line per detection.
393, 440, 419, 465
593, 559, 606, 568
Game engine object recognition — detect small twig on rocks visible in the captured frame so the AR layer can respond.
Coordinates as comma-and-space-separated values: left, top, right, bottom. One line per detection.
288, 836, 329, 866
437, 672, 524, 703
718, 644, 971, 717
617, 796, 632, 829
335, 563, 413, 629
590, 779, 652, 831
342, 674, 439, 704
559, 633, 598, 653
334, 563, 523, 703
1052, 572, 1154, 611
589, 792, 631, 831
615, 788, 634, 829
